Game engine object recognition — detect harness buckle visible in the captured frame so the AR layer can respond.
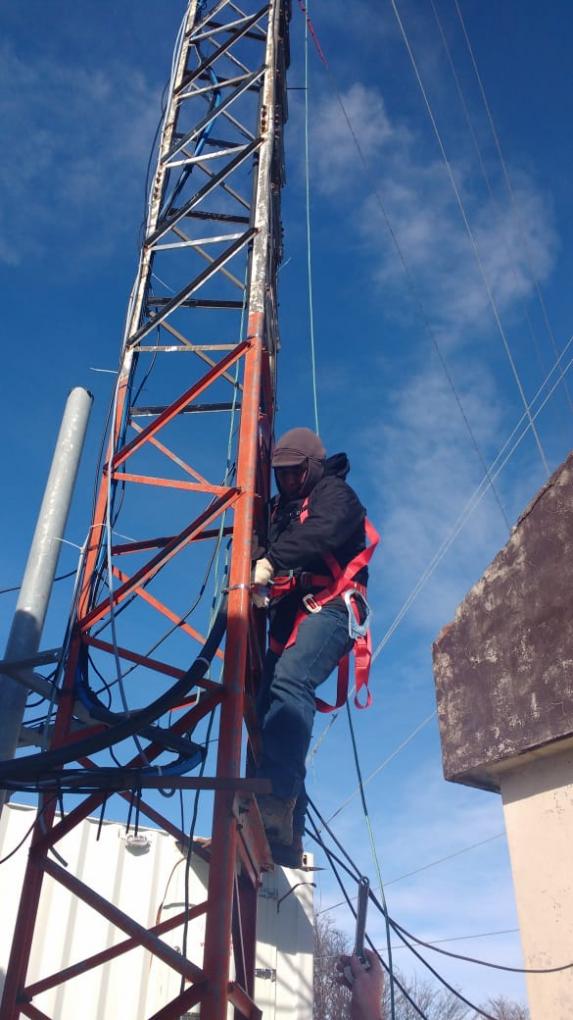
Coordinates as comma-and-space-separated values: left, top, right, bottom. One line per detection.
343, 589, 371, 639
302, 592, 322, 614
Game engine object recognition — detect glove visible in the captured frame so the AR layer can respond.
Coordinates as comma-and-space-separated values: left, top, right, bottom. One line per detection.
252, 557, 274, 608
253, 557, 274, 587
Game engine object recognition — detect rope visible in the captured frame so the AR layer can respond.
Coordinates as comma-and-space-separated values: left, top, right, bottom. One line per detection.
326, 709, 437, 823
307, 805, 493, 1019
389, 0, 550, 477
344, 701, 396, 1020
302, 0, 320, 434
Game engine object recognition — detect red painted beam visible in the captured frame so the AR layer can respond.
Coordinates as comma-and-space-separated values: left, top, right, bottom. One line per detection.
24, 902, 208, 998
43, 858, 204, 983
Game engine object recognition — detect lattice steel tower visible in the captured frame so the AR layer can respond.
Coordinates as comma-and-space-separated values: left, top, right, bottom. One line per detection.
1, 1, 291, 1016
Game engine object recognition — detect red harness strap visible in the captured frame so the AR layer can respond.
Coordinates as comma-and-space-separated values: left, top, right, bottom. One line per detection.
269, 516, 380, 713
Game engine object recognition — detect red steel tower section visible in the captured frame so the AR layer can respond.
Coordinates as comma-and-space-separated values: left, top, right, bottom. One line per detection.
1, 1, 290, 1017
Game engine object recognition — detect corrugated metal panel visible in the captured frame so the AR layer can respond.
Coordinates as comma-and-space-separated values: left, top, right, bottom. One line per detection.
0, 802, 314, 1019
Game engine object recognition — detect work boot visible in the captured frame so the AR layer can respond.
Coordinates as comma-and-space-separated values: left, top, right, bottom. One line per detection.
269, 832, 304, 869
258, 794, 296, 845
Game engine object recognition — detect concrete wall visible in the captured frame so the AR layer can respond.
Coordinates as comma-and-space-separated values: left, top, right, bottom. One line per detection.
500, 745, 573, 1020
433, 450, 573, 790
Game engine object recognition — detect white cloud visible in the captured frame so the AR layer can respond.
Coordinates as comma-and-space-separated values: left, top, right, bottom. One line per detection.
302, 81, 558, 635
0, 44, 160, 265
364, 358, 511, 635
310, 83, 403, 195
309, 82, 557, 339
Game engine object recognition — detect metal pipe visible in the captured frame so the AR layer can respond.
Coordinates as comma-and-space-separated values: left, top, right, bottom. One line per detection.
0, 387, 92, 800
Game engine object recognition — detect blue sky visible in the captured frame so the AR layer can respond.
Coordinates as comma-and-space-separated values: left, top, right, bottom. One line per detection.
2, 0, 573, 1010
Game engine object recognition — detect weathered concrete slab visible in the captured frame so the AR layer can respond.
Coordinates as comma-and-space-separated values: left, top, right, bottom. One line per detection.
433, 450, 573, 791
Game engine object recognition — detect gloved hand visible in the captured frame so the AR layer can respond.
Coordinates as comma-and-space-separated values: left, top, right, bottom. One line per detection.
252, 557, 274, 608
253, 557, 274, 587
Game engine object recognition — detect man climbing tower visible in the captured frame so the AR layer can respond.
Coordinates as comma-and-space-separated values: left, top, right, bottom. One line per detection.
253, 427, 377, 868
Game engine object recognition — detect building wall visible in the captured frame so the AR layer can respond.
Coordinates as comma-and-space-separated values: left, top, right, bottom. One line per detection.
500, 746, 573, 1020
0, 802, 314, 1019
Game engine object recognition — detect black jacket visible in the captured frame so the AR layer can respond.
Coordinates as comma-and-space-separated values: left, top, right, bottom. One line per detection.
266, 453, 367, 643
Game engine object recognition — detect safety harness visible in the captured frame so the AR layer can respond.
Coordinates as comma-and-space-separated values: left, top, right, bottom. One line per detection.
268, 500, 380, 713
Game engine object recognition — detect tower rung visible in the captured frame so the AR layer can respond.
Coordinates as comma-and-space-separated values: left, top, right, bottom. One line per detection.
130, 401, 242, 417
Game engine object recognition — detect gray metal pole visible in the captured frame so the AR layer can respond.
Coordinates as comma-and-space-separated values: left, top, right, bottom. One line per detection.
0, 387, 93, 789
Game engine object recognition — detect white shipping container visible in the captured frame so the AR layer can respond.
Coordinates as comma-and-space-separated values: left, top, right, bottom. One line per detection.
0, 802, 314, 1019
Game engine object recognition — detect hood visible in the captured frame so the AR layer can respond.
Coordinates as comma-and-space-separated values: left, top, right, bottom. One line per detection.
325, 452, 350, 480
273, 427, 326, 499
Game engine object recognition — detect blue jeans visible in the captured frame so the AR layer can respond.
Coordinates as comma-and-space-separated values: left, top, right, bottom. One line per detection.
257, 600, 353, 828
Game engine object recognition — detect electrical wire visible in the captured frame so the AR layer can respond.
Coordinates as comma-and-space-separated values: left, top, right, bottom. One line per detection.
427, 0, 557, 396
310, 333, 573, 766
0, 601, 227, 785
0, 797, 56, 866
180, 705, 216, 994
344, 701, 396, 1020
314, 926, 519, 959
307, 806, 496, 1019
322, 709, 436, 817
452, 0, 573, 421
305, 810, 428, 1020
318, 830, 504, 915
389, 927, 519, 951
389, 915, 573, 974
0, 569, 77, 597
296, 0, 510, 533
389, 0, 550, 477
311, 796, 573, 984
372, 335, 573, 662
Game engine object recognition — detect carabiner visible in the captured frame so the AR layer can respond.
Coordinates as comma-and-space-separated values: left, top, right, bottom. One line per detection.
343, 589, 371, 639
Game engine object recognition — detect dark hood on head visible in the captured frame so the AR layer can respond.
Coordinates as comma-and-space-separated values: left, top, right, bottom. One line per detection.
325, 452, 350, 479
274, 458, 325, 499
